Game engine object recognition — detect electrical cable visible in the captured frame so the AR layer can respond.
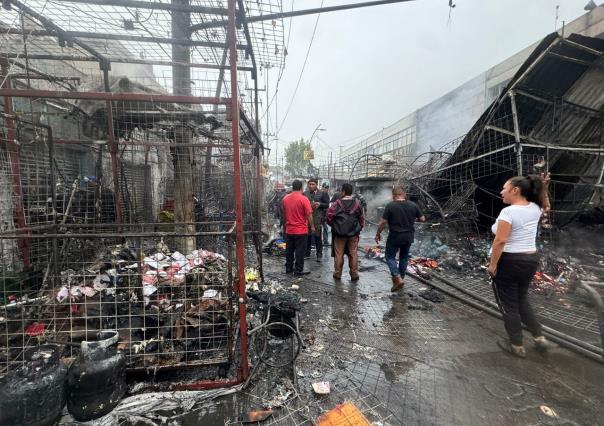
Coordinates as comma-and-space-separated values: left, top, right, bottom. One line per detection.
276, 0, 324, 134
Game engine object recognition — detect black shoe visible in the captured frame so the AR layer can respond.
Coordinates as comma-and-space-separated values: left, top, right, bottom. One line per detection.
293, 270, 310, 276
285, 269, 293, 275
316, 257, 322, 263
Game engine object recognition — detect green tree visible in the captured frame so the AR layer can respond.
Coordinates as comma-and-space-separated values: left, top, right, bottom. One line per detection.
284, 139, 312, 177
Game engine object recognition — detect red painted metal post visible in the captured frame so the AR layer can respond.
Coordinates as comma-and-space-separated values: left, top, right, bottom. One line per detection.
1, 60, 30, 269
227, 0, 249, 380
103, 69, 123, 225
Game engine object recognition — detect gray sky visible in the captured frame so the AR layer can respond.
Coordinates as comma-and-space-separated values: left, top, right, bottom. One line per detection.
263, 0, 592, 164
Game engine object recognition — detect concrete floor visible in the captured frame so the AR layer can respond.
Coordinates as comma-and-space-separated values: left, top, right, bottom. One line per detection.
77, 240, 604, 425
222, 249, 604, 425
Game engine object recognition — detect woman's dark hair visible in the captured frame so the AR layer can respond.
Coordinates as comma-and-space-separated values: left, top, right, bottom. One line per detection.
508, 175, 546, 208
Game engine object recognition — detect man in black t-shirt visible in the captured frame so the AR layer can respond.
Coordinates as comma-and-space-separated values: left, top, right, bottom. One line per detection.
375, 186, 425, 292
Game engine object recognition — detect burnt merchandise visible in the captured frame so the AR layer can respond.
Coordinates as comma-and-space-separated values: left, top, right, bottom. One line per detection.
0, 345, 67, 426
66, 331, 127, 422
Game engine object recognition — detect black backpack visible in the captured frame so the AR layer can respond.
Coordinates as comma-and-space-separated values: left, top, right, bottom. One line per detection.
332, 199, 362, 237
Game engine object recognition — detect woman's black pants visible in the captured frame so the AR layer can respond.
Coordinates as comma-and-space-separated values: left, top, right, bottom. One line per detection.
492, 252, 542, 346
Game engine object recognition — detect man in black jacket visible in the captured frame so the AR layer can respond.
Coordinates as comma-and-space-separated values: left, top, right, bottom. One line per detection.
326, 183, 364, 280
304, 178, 330, 261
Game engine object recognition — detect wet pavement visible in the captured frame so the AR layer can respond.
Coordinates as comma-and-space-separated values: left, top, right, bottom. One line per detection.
65, 239, 604, 425
229, 247, 604, 425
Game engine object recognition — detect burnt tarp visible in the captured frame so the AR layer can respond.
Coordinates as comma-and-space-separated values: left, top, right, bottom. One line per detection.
419, 33, 604, 226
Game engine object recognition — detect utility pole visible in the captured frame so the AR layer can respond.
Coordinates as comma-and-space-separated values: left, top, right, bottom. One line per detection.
171, 0, 195, 253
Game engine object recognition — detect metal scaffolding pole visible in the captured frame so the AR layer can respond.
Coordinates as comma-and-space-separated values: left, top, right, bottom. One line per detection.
228, 0, 249, 380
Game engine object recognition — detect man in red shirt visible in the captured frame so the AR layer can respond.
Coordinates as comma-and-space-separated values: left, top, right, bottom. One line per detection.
282, 180, 314, 275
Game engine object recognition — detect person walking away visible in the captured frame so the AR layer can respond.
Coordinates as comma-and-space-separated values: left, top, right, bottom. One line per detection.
304, 178, 330, 262
375, 187, 425, 292
321, 182, 331, 246
282, 180, 314, 275
488, 175, 554, 358
326, 183, 364, 281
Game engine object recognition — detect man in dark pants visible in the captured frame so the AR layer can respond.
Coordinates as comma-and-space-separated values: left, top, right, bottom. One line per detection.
321, 182, 331, 246
375, 187, 425, 292
304, 178, 330, 262
282, 180, 314, 275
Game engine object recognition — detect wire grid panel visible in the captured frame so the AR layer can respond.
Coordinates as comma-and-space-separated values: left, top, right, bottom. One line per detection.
0, 0, 285, 68
0, 225, 237, 374
0, 97, 260, 375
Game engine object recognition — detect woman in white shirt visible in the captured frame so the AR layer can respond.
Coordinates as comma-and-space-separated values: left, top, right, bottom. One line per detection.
488, 174, 553, 358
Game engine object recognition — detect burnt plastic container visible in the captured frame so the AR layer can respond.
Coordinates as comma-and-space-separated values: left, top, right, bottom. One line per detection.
0, 344, 67, 426
66, 330, 126, 421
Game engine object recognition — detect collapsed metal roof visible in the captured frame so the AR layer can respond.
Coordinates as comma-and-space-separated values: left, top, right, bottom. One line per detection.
412, 33, 604, 227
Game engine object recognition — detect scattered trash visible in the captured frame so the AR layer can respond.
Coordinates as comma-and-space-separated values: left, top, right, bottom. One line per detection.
540, 405, 558, 418
316, 402, 370, 425
240, 409, 274, 423
418, 288, 445, 303
312, 381, 331, 395
25, 322, 46, 337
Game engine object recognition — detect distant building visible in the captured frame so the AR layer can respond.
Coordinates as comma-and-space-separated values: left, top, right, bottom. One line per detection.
340, 5, 604, 175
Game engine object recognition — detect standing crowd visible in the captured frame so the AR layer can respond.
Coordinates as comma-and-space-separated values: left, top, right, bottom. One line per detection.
276, 173, 555, 358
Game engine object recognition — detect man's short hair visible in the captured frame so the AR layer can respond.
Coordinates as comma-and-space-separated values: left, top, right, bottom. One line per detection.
308, 178, 318, 184
392, 186, 405, 196
292, 180, 303, 191
341, 183, 353, 196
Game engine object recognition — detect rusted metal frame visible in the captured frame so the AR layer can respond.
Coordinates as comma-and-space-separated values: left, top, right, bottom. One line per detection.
227, 0, 249, 381
547, 51, 601, 68
0, 52, 254, 72
172, 377, 243, 391
49, 0, 228, 15
3, 28, 248, 50
409, 145, 515, 181
0, 221, 237, 237
559, 38, 604, 57
54, 139, 249, 149
508, 36, 562, 94
102, 69, 123, 226
578, 281, 604, 361
254, 143, 264, 281
0, 231, 236, 239
236, 0, 261, 133
8, 73, 81, 82
0, 88, 230, 104
239, 107, 264, 149
521, 143, 604, 153
5, 0, 111, 70
190, 0, 416, 32
0, 60, 30, 268
509, 91, 523, 175
485, 124, 604, 153
3, 58, 78, 90
514, 89, 604, 118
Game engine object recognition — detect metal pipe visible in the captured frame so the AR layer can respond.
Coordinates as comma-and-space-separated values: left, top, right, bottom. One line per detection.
0, 59, 30, 268
103, 68, 123, 226
6, 0, 111, 69
3, 28, 248, 50
425, 271, 603, 356
509, 91, 523, 175
50, 0, 228, 15
579, 281, 604, 358
409, 272, 604, 363
190, 0, 416, 32
0, 88, 229, 104
228, 0, 249, 380
0, 52, 253, 72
